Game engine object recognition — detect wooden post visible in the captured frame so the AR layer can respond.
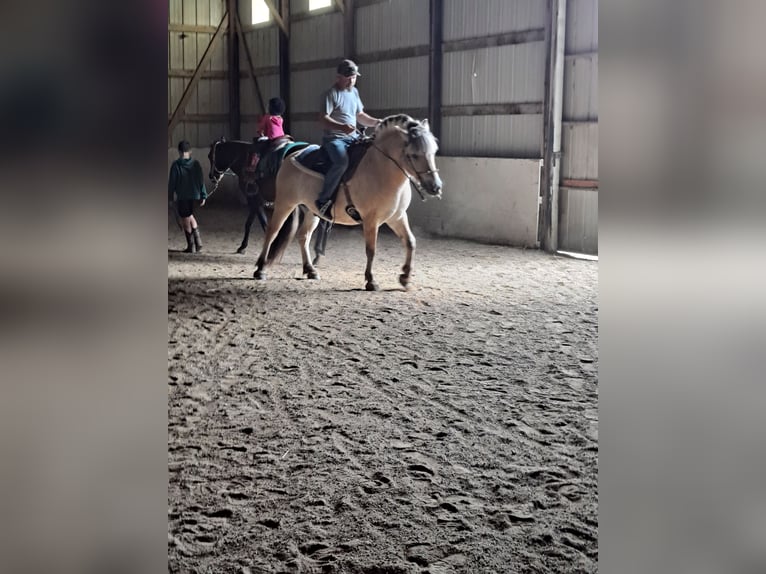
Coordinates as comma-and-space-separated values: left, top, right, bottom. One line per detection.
168, 11, 229, 141
343, 0, 354, 59
279, 0, 291, 133
228, 0, 240, 139
428, 0, 443, 140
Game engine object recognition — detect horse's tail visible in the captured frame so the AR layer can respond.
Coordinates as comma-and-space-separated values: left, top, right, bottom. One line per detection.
265, 207, 300, 265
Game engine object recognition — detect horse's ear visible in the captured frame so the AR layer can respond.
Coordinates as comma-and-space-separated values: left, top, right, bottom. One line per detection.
221, 136, 226, 142
421, 119, 430, 130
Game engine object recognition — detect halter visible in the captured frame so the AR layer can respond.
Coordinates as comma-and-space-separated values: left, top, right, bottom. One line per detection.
372, 139, 440, 201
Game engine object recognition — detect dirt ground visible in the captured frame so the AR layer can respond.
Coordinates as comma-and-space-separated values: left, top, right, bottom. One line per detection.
168, 207, 598, 574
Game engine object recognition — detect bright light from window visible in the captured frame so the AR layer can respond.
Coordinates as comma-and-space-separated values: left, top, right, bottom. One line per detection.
252, 0, 270, 25
309, 0, 332, 11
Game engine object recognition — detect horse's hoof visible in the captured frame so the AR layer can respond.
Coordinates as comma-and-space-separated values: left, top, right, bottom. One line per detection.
399, 274, 411, 289
307, 271, 320, 280
365, 282, 379, 291
312, 255, 322, 266
237, 247, 246, 254
254, 270, 265, 280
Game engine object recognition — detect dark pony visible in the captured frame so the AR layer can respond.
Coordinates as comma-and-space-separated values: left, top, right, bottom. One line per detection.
207, 138, 276, 254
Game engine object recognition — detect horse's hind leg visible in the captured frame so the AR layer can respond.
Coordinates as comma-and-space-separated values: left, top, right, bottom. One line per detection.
297, 211, 321, 279
254, 201, 297, 280
387, 213, 416, 289
363, 222, 381, 291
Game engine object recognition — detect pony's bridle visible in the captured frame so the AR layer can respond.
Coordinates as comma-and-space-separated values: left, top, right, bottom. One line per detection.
372, 142, 440, 201
208, 140, 237, 194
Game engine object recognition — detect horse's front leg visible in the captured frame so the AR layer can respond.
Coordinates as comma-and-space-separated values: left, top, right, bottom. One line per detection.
386, 213, 416, 289
238, 193, 258, 254
363, 222, 380, 291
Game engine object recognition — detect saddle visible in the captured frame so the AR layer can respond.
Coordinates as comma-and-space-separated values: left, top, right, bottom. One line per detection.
295, 138, 373, 190
243, 137, 306, 184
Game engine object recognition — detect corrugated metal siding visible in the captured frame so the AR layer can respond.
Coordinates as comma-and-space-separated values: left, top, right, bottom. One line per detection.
443, 42, 545, 105
242, 74, 280, 115
290, 12, 344, 63
442, 115, 542, 158
561, 123, 597, 180
563, 53, 597, 121
356, 57, 430, 111
566, 0, 598, 53
356, 0, 430, 53
558, 187, 598, 254
240, 27, 280, 69
444, 0, 546, 40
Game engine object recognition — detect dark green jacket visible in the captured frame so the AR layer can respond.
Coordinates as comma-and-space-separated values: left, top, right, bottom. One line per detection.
168, 158, 207, 201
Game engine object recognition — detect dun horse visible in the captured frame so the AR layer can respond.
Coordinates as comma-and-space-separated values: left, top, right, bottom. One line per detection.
254, 115, 442, 291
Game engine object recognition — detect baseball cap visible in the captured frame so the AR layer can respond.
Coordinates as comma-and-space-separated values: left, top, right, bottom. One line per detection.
337, 59, 361, 77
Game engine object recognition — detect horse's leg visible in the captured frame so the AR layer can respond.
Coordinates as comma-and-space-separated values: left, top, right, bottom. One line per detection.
254, 201, 297, 280
386, 213, 416, 289
238, 193, 258, 254
297, 212, 321, 279
363, 222, 381, 291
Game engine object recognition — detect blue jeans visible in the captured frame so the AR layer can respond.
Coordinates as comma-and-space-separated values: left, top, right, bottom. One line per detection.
318, 135, 356, 204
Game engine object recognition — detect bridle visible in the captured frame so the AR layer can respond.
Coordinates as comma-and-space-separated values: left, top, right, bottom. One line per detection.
208, 140, 237, 195
372, 139, 440, 201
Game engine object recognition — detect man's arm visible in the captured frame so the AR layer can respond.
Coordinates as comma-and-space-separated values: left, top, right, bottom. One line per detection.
168, 164, 177, 202
356, 111, 380, 128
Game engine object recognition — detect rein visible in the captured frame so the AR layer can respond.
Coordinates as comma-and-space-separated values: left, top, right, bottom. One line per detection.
371, 142, 439, 201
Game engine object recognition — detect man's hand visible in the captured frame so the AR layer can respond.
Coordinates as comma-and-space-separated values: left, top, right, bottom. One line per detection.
342, 123, 357, 135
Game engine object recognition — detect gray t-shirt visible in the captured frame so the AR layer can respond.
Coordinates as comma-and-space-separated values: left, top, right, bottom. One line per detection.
322, 86, 364, 138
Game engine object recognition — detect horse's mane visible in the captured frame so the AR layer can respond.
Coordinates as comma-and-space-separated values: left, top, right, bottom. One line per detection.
374, 114, 438, 155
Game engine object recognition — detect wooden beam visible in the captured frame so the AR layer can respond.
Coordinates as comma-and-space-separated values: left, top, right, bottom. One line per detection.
168, 11, 229, 140
428, 0, 443, 142
263, 0, 289, 37
561, 179, 598, 189
233, 10, 267, 115
441, 102, 544, 116
168, 69, 229, 79
334, 0, 346, 13
169, 113, 262, 123
168, 24, 218, 33
443, 28, 545, 53
354, 44, 431, 64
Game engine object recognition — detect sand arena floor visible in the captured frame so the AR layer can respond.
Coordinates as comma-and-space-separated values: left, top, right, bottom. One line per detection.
168, 207, 598, 573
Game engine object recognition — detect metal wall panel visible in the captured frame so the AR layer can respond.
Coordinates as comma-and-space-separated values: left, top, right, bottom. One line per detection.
561, 123, 597, 180
356, 0, 430, 53
356, 57, 430, 111
558, 187, 598, 254
563, 53, 597, 121
443, 42, 545, 105
291, 68, 336, 113
290, 12, 344, 63
441, 115, 542, 158
566, 0, 597, 54
444, 0, 546, 41
289, 120, 324, 145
